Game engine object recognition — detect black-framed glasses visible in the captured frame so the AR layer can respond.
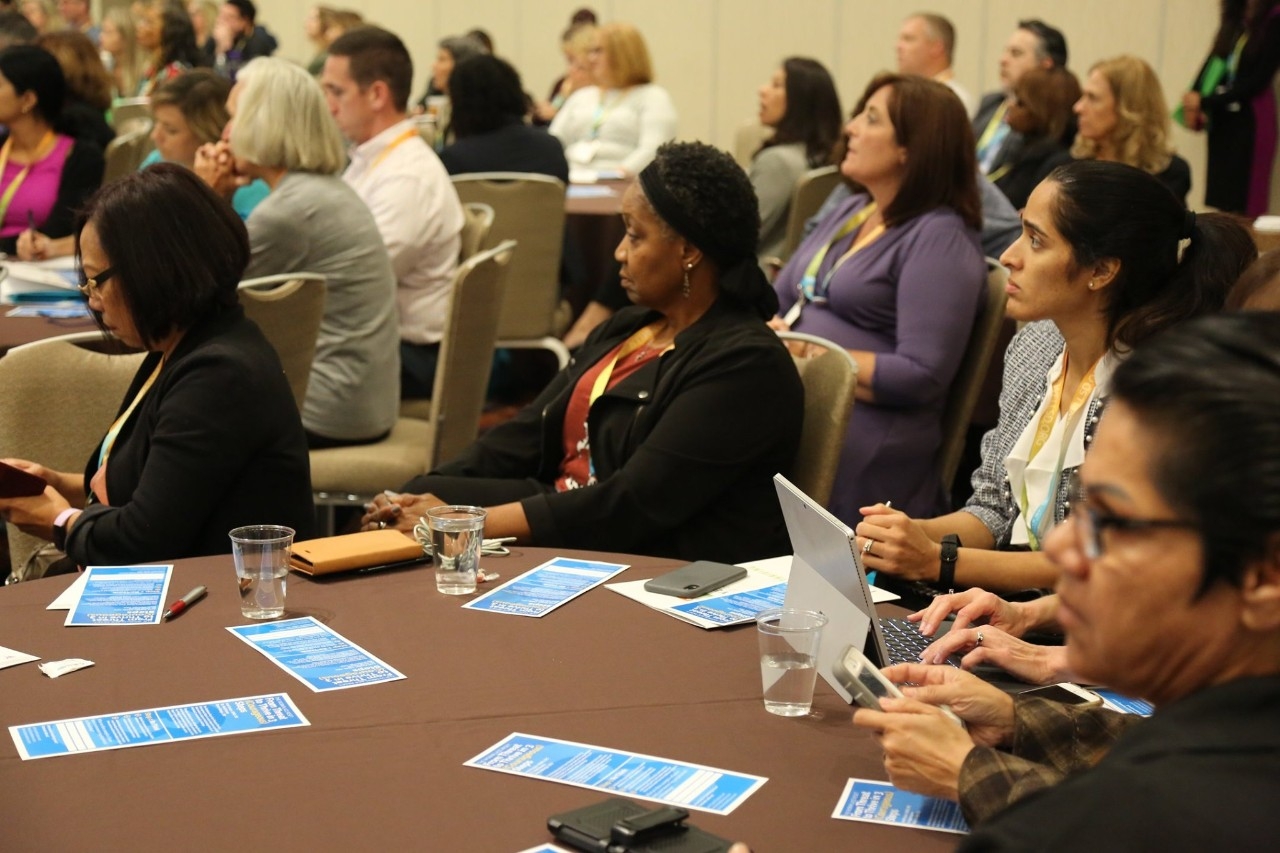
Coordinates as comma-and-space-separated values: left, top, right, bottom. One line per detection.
1067, 471, 1198, 559
78, 267, 115, 300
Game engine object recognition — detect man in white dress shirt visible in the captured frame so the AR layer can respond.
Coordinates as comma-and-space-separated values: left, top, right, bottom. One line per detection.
896, 13, 975, 117
322, 26, 464, 398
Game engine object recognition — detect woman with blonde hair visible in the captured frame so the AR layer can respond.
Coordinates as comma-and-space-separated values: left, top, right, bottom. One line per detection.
100, 7, 142, 99
187, 0, 219, 63
194, 57, 399, 449
1072, 55, 1191, 203
549, 21, 677, 175
534, 22, 596, 125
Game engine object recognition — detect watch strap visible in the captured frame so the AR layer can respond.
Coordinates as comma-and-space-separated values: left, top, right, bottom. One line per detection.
938, 533, 961, 590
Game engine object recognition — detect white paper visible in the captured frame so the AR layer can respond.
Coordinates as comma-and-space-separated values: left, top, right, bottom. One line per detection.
47, 572, 89, 610
0, 645, 40, 669
38, 658, 93, 678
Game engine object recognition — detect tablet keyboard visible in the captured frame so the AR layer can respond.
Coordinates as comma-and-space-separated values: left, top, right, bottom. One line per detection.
881, 617, 960, 667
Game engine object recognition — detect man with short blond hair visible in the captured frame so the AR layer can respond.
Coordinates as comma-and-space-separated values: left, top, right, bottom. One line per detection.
896, 12, 974, 115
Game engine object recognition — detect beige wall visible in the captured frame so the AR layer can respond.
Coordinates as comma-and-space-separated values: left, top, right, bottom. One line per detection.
250, 0, 1219, 207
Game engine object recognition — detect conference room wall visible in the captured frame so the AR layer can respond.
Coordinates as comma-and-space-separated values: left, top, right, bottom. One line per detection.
253, 0, 1218, 207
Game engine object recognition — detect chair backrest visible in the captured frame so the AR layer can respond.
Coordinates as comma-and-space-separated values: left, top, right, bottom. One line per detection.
111, 97, 151, 129
458, 201, 495, 262
425, 239, 517, 465
0, 335, 145, 576
451, 173, 565, 340
733, 121, 772, 169
103, 117, 154, 184
776, 330, 858, 507
780, 166, 842, 261
237, 273, 327, 413
935, 258, 1010, 491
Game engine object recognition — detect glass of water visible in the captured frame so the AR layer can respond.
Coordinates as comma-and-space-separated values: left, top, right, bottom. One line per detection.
228, 525, 295, 620
756, 608, 827, 717
426, 505, 486, 595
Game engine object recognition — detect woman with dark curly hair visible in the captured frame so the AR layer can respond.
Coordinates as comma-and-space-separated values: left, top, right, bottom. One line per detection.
752, 56, 842, 262
364, 141, 804, 563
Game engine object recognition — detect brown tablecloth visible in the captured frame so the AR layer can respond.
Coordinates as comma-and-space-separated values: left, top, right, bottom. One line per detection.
0, 313, 99, 355
0, 548, 957, 852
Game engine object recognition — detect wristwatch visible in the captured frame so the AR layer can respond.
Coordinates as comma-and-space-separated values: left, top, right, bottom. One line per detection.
938, 534, 961, 591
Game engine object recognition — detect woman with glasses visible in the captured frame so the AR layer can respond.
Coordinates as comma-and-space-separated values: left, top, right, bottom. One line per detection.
0, 164, 314, 574
855, 160, 1253, 595
549, 22, 676, 175
848, 313, 1280, 846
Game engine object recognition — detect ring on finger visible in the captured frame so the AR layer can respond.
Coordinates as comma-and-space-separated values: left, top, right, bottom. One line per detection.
378, 520, 387, 530
862, 538, 874, 555
975, 630, 984, 647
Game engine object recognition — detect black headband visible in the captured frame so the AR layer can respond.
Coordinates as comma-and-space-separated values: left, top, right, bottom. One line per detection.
637, 161, 742, 269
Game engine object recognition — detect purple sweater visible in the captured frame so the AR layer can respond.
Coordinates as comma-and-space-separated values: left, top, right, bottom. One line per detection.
774, 192, 986, 521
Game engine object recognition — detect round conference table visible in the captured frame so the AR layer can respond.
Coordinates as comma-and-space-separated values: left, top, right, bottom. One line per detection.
0, 547, 957, 852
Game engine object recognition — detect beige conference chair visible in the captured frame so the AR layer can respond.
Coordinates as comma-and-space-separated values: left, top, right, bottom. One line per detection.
237, 273, 327, 413
103, 117, 155, 184
110, 97, 151, 130
778, 165, 842, 262
775, 330, 858, 508
451, 173, 571, 369
733, 121, 773, 169
935, 258, 1011, 492
310, 241, 516, 533
0, 333, 145, 581
458, 201, 494, 263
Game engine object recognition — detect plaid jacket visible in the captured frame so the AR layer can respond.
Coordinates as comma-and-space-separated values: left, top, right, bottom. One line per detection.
958, 697, 1141, 826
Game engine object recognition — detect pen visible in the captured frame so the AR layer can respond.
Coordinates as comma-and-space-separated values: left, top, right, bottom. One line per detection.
866, 500, 892, 587
162, 586, 207, 621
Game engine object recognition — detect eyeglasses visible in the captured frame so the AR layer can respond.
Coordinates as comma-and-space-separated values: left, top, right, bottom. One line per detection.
1067, 471, 1198, 559
78, 267, 115, 300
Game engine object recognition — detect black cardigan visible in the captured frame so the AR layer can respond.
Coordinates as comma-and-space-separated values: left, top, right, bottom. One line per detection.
434, 298, 805, 562
67, 307, 316, 565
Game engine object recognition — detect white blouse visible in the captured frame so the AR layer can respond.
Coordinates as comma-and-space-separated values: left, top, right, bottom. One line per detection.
549, 84, 678, 175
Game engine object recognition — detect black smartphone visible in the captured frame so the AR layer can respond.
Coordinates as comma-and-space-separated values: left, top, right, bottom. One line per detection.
547, 797, 731, 853
643, 561, 747, 598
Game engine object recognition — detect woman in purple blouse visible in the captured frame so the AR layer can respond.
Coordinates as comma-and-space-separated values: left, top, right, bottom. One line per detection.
773, 72, 986, 524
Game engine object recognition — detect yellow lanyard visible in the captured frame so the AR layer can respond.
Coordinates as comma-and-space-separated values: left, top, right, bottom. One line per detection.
800, 203, 882, 298
0, 131, 55, 226
1018, 356, 1098, 548
588, 323, 668, 407
97, 357, 166, 473
976, 101, 1009, 154
365, 128, 419, 173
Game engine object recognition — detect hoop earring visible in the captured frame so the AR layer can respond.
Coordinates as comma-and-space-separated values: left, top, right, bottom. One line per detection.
682, 264, 692, 298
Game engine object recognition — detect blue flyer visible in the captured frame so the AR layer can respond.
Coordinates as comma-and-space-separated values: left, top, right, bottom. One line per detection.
1094, 689, 1154, 716
227, 616, 406, 692
9, 693, 308, 760
65, 565, 173, 626
669, 583, 788, 626
463, 557, 628, 618
833, 778, 969, 834
465, 732, 766, 815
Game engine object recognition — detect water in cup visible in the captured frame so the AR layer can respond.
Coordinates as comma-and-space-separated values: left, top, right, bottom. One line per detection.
755, 607, 827, 717
229, 525, 294, 620
433, 525, 481, 594
427, 506, 486, 595
237, 562, 287, 619
760, 651, 819, 716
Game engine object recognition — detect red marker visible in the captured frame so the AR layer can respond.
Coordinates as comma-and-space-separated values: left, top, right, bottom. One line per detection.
162, 586, 207, 621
